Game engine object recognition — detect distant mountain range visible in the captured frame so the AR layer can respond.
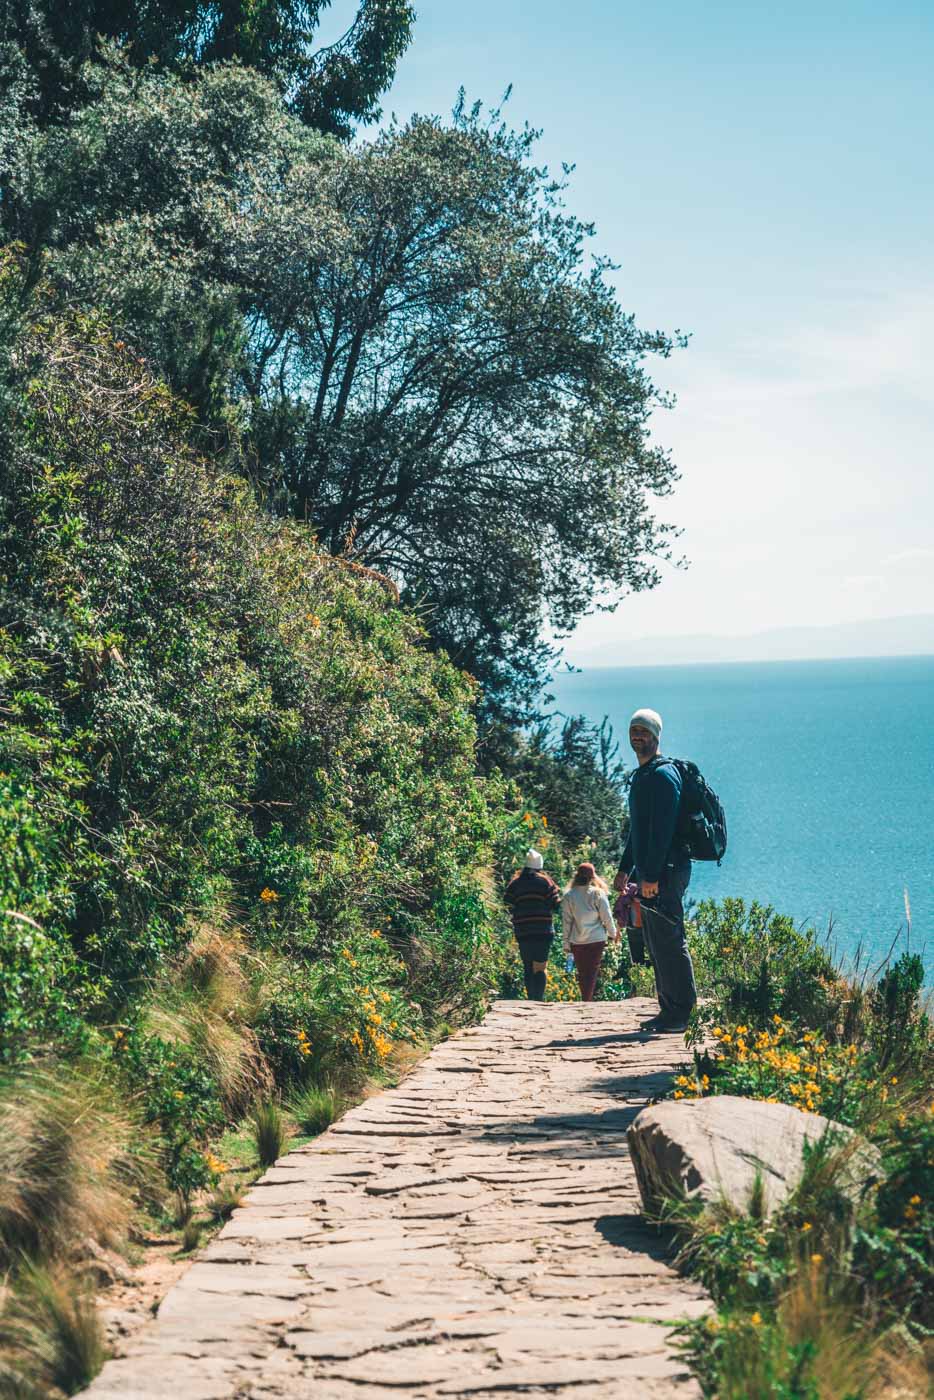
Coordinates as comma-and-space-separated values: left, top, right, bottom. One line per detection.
574, 613, 934, 668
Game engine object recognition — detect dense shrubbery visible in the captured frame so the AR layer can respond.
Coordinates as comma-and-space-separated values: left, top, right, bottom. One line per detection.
0, 254, 532, 1249
649, 900, 934, 1397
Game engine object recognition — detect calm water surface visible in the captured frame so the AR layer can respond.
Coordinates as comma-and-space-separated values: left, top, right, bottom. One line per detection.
551, 656, 933, 976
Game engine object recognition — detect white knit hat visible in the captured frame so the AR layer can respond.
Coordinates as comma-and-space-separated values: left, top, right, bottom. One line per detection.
525, 848, 544, 870
629, 708, 662, 740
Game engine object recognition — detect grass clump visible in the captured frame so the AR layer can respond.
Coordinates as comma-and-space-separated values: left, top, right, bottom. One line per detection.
288, 1080, 344, 1138
0, 1260, 106, 1397
180, 1218, 201, 1253
0, 1063, 156, 1266
251, 1100, 286, 1168
208, 1177, 245, 1223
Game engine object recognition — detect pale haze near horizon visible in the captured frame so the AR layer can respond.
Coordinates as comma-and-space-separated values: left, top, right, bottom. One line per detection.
326, 0, 934, 665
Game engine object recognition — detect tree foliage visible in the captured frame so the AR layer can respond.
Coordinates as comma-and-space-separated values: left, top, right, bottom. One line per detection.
4, 63, 683, 720
507, 715, 629, 864
1, 0, 414, 136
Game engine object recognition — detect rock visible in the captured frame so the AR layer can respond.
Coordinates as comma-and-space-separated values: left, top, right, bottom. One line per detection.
627, 1094, 881, 1218
78, 1237, 136, 1288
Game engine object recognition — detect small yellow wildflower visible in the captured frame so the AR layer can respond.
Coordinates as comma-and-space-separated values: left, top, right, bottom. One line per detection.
801, 1221, 812, 1232
890, 1076, 898, 1085
673, 1090, 684, 1100
909, 1194, 921, 1205
371, 929, 382, 939
750, 1312, 762, 1326
259, 887, 279, 902
811, 1253, 823, 1264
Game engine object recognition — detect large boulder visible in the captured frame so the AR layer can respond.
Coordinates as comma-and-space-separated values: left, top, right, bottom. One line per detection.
627, 1095, 880, 1219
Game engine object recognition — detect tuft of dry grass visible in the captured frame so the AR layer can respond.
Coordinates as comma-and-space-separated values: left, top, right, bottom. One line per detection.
143, 925, 272, 1119
0, 1259, 106, 1397
207, 1177, 245, 1223
0, 1062, 157, 1266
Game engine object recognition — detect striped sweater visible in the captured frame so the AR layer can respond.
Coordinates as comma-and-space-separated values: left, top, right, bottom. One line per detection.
504, 868, 561, 940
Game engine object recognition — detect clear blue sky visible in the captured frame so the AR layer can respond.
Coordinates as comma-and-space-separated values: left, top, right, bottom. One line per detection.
329, 1, 934, 660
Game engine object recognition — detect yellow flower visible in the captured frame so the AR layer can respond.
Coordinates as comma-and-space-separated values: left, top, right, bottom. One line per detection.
909, 1194, 921, 1205
750, 1311, 762, 1326
673, 1090, 684, 1100
541, 815, 548, 827
259, 887, 279, 902
801, 1221, 812, 1232
174, 1090, 184, 1100
810, 1253, 823, 1264
890, 1076, 898, 1085
371, 929, 382, 939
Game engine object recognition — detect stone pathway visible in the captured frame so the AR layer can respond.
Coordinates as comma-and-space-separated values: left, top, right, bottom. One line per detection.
85, 998, 708, 1399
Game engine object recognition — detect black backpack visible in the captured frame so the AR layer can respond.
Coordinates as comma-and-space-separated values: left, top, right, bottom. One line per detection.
666, 758, 727, 864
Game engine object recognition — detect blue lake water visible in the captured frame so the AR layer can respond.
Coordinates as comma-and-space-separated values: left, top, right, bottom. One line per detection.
551, 655, 933, 978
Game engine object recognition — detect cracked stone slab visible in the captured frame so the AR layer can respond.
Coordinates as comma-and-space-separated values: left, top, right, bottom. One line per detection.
81, 999, 704, 1399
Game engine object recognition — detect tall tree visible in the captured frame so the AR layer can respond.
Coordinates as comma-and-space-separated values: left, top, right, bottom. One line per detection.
6, 65, 685, 722
0, 0, 413, 135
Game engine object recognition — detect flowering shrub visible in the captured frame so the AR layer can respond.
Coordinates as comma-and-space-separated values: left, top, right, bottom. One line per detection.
661, 904, 933, 1394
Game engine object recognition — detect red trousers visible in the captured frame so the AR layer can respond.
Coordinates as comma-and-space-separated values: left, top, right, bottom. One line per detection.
570, 941, 605, 1001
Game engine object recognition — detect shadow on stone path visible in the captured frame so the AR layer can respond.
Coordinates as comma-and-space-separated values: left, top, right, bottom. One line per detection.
83, 997, 708, 1399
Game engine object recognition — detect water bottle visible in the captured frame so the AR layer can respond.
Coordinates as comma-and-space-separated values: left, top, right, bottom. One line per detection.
565, 953, 575, 974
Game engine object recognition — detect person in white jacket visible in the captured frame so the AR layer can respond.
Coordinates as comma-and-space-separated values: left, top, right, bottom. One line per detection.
561, 862, 619, 1002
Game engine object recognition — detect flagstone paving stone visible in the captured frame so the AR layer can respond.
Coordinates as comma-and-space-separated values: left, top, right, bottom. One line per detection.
83, 998, 707, 1399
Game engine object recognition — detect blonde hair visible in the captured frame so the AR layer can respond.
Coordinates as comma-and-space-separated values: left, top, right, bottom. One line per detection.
564, 868, 609, 895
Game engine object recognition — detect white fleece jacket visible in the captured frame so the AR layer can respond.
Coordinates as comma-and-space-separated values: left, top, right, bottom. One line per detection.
561, 885, 616, 952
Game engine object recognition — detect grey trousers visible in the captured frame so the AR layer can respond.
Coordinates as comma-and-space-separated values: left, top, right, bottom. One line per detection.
640, 859, 697, 1022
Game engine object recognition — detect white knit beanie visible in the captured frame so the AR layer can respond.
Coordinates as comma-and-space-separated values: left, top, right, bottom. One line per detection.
629, 708, 663, 740
525, 848, 544, 870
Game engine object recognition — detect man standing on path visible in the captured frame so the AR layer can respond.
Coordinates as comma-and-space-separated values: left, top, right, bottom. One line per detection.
504, 849, 561, 1001
614, 708, 697, 1032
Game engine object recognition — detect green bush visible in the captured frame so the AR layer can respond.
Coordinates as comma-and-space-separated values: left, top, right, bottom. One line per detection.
0, 252, 518, 1206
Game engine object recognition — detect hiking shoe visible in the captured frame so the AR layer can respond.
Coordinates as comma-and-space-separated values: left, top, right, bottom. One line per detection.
644, 1015, 689, 1034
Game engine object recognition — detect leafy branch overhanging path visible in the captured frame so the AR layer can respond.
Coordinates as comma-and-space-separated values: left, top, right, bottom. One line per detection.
85, 998, 708, 1399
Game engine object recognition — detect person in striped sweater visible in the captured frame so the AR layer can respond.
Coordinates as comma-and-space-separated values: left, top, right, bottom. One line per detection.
504, 849, 561, 1001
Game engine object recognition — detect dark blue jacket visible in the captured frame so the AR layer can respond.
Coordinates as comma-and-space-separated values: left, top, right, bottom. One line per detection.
620, 758, 683, 883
